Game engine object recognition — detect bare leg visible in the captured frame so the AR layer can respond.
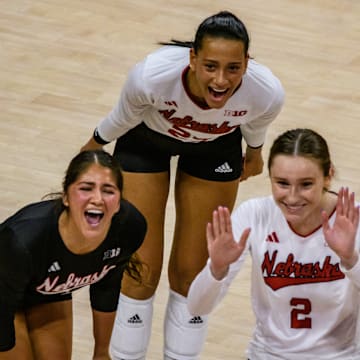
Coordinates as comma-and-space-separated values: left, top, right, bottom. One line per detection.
26, 300, 73, 360
111, 171, 170, 360
164, 170, 239, 359
169, 170, 239, 295
120, 171, 171, 298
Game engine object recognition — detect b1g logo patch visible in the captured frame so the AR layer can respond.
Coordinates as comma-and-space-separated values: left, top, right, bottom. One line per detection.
103, 247, 121, 260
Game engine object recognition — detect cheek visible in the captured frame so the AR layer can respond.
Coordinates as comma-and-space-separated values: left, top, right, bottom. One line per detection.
227, 70, 245, 87
106, 197, 121, 212
312, 190, 325, 203
66, 191, 88, 206
232, 74, 244, 86
196, 67, 211, 81
73, 193, 90, 203
300, 189, 322, 206
271, 184, 282, 196
272, 188, 289, 203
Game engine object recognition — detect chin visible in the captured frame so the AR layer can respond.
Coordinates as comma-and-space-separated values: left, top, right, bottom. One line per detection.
207, 100, 226, 109
84, 223, 103, 234
285, 212, 306, 225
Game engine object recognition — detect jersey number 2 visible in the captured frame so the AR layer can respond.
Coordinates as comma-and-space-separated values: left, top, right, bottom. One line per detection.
290, 298, 312, 329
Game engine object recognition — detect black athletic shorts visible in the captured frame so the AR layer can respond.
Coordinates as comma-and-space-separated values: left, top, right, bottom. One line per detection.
113, 123, 243, 182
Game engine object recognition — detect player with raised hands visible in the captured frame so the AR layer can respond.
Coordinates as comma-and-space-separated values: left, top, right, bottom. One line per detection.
188, 128, 360, 360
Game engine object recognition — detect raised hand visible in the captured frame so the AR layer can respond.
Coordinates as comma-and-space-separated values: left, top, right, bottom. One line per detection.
322, 187, 360, 269
207, 206, 250, 280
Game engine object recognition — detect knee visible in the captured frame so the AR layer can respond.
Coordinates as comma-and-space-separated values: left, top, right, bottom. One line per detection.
168, 266, 205, 296
122, 264, 163, 299
164, 290, 209, 360
110, 294, 155, 360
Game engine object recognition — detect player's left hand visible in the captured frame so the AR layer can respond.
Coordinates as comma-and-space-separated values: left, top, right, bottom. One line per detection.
322, 187, 360, 269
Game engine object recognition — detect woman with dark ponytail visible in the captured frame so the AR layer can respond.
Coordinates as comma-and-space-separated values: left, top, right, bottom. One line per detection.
81, 11, 285, 360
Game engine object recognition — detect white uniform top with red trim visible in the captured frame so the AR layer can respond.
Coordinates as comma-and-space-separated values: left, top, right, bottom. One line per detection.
188, 196, 360, 360
97, 46, 284, 147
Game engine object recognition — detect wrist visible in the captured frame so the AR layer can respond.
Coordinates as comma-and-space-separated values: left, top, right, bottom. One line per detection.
210, 262, 229, 281
93, 128, 110, 145
341, 252, 359, 270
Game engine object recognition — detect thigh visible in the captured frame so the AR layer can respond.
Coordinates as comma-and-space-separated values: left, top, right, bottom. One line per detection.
0, 312, 34, 360
113, 125, 173, 298
25, 300, 73, 360
120, 171, 171, 299
169, 170, 240, 296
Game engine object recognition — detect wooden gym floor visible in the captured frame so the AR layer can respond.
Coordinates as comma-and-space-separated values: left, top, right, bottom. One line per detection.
1, 0, 359, 358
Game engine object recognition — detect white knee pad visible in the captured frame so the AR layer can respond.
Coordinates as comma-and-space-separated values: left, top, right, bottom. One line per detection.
110, 293, 154, 360
164, 290, 209, 360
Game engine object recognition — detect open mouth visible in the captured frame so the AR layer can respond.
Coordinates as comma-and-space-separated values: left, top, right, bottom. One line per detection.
208, 87, 229, 99
85, 209, 104, 226
284, 203, 305, 213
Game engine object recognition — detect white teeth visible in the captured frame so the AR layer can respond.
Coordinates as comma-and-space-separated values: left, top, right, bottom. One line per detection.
212, 88, 227, 93
286, 205, 303, 210
86, 209, 103, 214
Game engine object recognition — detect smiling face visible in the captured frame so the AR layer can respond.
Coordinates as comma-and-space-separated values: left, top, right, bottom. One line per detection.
270, 155, 332, 234
62, 163, 121, 243
188, 36, 248, 109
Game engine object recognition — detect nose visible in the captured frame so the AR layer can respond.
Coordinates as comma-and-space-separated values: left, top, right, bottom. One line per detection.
214, 69, 227, 87
91, 188, 103, 204
287, 186, 299, 202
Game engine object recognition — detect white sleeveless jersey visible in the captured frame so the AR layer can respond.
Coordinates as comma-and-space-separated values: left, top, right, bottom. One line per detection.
188, 196, 360, 359
97, 46, 284, 147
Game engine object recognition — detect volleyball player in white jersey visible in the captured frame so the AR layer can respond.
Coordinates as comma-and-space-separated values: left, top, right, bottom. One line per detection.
81, 11, 284, 359
188, 128, 360, 360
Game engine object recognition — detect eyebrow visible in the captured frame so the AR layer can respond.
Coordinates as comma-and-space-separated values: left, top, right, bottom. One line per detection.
272, 176, 315, 181
78, 181, 118, 188
203, 59, 243, 65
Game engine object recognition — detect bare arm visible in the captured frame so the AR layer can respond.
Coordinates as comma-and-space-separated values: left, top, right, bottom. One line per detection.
92, 309, 116, 360
240, 146, 264, 182
80, 128, 109, 152
80, 136, 104, 152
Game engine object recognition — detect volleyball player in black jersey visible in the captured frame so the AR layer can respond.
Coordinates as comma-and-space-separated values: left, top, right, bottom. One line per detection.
0, 150, 146, 360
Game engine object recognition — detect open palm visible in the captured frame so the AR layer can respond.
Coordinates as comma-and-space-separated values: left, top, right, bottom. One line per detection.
207, 206, 250, 280
322, 187, 360, 268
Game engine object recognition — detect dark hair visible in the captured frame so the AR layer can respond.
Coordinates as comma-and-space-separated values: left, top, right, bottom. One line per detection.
63, 149, 123, 194
44, 150, 123, 201
268, 128, 332, 177
159, 11, 250, 56
45, 150, 144, 283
